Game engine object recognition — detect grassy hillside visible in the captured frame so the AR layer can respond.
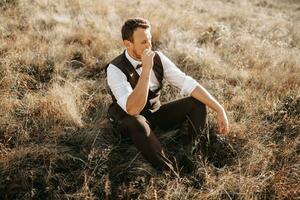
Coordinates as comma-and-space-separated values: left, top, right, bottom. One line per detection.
0, 0, 299, 199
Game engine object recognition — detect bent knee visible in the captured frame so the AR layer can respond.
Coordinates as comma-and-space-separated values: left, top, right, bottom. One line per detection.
120, 115, 150, 132
188, 97, 207, 113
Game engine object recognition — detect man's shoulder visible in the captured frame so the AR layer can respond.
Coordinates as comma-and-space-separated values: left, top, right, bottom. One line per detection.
154, 50, 168, 59
110, 52, 125, 66
154, 50, 163, 58
105, 51, 125, 72
154, 50, 167, 67
106, 63, 128, 83
154, 50, 172, 64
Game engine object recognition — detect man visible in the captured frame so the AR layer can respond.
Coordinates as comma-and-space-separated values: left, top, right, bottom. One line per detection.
105, 18, 229, 172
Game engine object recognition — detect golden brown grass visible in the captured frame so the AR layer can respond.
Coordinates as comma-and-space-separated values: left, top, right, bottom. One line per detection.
0, 0, 299, 199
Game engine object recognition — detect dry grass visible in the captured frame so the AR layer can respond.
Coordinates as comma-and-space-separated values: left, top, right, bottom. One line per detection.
0, 0, 299, 199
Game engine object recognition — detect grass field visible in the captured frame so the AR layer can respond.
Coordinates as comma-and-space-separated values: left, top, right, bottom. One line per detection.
0, 0, 299, 199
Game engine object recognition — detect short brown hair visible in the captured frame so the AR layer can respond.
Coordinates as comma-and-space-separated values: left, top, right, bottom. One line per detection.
121, 18, 150, 42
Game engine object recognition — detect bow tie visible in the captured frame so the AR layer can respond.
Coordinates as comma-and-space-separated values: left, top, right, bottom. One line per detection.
136, 64, 142, 69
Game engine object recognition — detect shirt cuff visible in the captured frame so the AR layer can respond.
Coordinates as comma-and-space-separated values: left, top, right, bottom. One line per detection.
180, 76, 199, 96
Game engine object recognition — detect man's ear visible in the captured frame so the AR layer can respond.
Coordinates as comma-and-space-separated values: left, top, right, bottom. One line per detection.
123, 40, 132, 49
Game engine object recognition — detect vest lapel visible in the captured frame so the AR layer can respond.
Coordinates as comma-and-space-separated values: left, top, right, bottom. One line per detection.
121, 51, 141, 89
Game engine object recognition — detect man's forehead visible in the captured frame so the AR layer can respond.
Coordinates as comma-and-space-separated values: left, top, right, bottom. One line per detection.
133, 28, 151, 40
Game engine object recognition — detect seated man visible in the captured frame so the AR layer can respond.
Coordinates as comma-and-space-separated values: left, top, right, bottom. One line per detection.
105, 18, 229, 172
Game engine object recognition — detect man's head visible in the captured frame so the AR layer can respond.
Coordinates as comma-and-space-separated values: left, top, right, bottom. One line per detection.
121, 18, 152, 60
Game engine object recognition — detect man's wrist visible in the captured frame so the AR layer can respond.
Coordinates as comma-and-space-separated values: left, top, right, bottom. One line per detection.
141, 66, 152, 74
216, 105, 225, 114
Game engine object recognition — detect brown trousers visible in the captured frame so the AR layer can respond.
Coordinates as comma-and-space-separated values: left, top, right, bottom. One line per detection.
116, 96, 208, 172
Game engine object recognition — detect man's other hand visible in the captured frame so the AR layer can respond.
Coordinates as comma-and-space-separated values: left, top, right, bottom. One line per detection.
216, 109, 229, 134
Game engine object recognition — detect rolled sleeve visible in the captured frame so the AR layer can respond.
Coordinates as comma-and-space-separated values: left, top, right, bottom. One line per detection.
107, 64, 132, 112
156, 51, 199, 96
180, 76, 199, 96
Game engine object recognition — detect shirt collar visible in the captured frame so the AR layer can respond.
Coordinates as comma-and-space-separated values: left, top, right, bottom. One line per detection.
125, 50, 142, 69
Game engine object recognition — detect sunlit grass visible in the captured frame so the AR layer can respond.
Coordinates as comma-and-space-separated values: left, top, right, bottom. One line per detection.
0, 0, 299, 199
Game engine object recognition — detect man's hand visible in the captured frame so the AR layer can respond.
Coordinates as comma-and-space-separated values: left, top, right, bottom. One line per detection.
216, 109, 229, 134
190, 85, 230, 134
141, 49, 155, 71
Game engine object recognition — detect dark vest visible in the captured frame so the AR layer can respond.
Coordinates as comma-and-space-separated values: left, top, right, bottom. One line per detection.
105, 50, 164, 122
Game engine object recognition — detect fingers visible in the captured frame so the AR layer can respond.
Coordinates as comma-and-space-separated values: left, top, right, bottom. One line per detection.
143, 48, 149, 54
141, 49, 155, 69
219, 120, 229, 135
225, 123, 229, 133
143, 49, 154, 57
222, 123, 229, 134
217, 110, 229, 135
219, 126, 225, 134
142, 49, 148, 57
143, 48, 151, 54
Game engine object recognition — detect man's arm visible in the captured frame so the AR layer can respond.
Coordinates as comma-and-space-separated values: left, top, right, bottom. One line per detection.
156, 51, 229, 134
126, 67, 151, 116
126, 49, 155, 116
191, 85, 224, 113
191, 85, 229, 134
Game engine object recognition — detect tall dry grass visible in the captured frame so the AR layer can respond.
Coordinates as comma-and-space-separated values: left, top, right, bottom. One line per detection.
0, 0, 299, 199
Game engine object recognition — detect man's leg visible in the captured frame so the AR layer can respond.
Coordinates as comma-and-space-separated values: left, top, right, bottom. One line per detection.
118, 115, 176, 172
148, 96, 209, 146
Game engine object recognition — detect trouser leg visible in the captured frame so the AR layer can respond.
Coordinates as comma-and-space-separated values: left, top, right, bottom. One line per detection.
148, 96, 209, 145
118, 115, 175, 172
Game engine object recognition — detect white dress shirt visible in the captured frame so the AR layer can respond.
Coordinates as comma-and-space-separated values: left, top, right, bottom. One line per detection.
107, 50, 199, 113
